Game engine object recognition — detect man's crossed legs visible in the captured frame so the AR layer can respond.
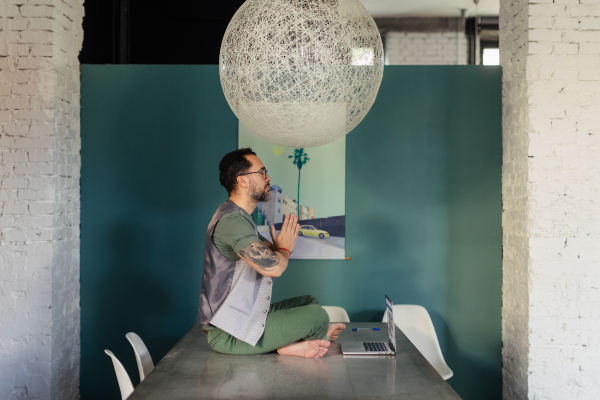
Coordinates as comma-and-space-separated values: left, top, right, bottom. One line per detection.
207, 295, 346, 358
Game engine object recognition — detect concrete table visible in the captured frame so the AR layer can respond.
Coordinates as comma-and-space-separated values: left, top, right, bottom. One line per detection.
128, 322, 461, 399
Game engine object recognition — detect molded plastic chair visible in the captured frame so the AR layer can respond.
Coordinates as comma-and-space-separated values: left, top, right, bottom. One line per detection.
125, 332, 154, 382
322, 306, 350, 323
104, 350, 134, 399
383, 305, 453, 380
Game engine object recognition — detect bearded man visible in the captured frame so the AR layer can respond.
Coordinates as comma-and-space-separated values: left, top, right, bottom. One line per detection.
197, 148, 345, 357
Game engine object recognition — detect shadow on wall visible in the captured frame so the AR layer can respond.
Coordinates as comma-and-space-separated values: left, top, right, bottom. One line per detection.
91, 222, 170, 388
441, 317, 502, 399
441, 68, 502, 400
81, 65, 238, 399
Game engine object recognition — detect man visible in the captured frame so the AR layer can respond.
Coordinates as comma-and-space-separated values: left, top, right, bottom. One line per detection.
197, 148, 345, 358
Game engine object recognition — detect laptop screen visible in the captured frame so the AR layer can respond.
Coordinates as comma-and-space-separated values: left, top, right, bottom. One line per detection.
385, 295, 396, 352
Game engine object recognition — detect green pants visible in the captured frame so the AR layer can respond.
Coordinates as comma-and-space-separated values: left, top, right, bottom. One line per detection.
207, 295, 330, 355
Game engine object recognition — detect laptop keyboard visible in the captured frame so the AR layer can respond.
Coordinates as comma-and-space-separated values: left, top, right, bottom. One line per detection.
363, 342, 388, 352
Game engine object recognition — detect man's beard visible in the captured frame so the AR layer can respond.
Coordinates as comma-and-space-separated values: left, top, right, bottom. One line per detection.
250, 182, 271, 202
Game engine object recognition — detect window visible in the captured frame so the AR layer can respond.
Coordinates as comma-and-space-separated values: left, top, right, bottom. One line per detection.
483, 48, 499, 66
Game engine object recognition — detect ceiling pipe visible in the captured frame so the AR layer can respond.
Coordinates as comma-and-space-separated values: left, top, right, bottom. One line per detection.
458, 9, 467, 65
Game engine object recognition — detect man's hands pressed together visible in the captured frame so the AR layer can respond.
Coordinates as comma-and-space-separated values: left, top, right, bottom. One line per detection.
238, 213, 300, 278
270, 213, 300, 255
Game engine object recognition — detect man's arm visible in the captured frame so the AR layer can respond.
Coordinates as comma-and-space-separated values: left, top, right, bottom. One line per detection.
258, 233, 274, 249
238, 242, 289, 277
238, 214, 299, 278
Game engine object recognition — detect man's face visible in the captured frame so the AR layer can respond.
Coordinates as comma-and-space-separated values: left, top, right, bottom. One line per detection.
244, 155, 271, 203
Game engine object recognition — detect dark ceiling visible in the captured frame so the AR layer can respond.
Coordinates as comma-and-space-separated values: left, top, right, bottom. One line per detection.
80, 0, 246, 64
80, 1, 498, 65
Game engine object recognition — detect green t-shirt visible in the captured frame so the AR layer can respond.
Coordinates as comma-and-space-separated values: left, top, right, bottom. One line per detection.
213, 209, 266, 261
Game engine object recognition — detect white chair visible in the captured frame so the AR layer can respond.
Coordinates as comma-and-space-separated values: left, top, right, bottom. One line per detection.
104, 350, 134, 400
126, 332, 154, 382
322, 306, 350, 323
383, 305, 453, 380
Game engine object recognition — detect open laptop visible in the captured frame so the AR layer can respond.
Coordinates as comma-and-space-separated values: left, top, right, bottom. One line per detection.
341, 295, 396, 355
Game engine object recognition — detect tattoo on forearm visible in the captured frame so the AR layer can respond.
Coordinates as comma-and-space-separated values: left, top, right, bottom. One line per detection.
239, 242, 280, 270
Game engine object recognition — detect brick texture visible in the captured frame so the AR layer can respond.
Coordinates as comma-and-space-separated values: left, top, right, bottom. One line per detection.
501, 0, 600, 398
385, 31, 468, 65
0, 1, 84, 399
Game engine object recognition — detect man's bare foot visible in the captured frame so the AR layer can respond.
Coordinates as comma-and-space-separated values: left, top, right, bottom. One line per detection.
277, 339, 330, 358
328, 323, 346, 341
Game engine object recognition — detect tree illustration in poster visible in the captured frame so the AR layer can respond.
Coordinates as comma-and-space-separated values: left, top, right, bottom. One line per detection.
289, 148, 309, 213
239, 123, 345, 259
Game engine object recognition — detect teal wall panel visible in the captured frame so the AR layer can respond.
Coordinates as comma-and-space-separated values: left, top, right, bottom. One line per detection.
81, 65, 502, 400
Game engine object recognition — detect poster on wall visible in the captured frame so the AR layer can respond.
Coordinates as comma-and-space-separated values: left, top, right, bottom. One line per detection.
239, 123, 345, 260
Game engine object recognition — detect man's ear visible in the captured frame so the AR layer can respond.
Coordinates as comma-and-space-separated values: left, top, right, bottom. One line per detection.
236, 175, 249, 189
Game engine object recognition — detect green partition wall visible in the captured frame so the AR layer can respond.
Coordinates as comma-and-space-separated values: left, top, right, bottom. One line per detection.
81, 65, 502, 399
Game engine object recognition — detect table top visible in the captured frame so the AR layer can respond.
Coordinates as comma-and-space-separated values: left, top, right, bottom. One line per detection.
128, 322, 461, 400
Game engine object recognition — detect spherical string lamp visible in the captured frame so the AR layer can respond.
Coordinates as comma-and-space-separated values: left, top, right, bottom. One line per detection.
220, 0, 384, 148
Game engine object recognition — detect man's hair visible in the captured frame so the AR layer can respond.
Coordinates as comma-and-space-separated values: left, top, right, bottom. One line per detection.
219, 148, 257, 194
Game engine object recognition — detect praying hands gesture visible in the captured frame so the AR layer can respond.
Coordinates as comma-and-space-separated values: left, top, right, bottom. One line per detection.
238, 213, 300, 278
270, 213, 300, 255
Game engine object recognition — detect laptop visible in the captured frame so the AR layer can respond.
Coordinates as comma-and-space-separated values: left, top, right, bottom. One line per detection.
341, 295, 396, 355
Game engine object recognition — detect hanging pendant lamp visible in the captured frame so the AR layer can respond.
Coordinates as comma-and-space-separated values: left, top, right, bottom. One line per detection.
220, 0, 384, 148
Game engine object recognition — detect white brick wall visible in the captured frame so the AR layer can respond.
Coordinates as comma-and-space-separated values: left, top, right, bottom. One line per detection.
501, 0, 600, 398
500, 0, 530, 398
385, 31, 468, 65
0, 1, 83, 399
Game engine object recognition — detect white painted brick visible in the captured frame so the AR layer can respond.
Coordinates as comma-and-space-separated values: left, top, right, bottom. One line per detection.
13, 110, 53, 122
3, 203, 28, 215
0, 110, 12, 122
3, 71, 30, 84
11, 84, 44, 97
385, 30, 468, 65
554, 43, 579, 54
4, 97, 30, 110
2, 178, 28, 189
2, 124, 29, 137
29, 202, 54, 216
8, 19, 29, 31
28, 18, 55, 31
30, 44, 53, 57
28, 177, 53, 190
28, 123, 53, 137
12, 215, 54, 229
0, 85, 11, 96
17, 56, 53, 70
571, 6, 600, 17
18, 31, 53, 45
28, 150, 52, 162
530, 4, 568, 16
19, 5, 55, 18
14, 164, 53, 176
554, 17, 580, 29
3, 230, 28, 242
17, 189, 51, 201
565, 30, 600, 42
531, 16, 554, 28
2, 151, 28, 163
503, 0, 600, 397
13, 138, 53, 149
0, 1, 83, 398
579, 17, 600, 29
530, 29, 564, 42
